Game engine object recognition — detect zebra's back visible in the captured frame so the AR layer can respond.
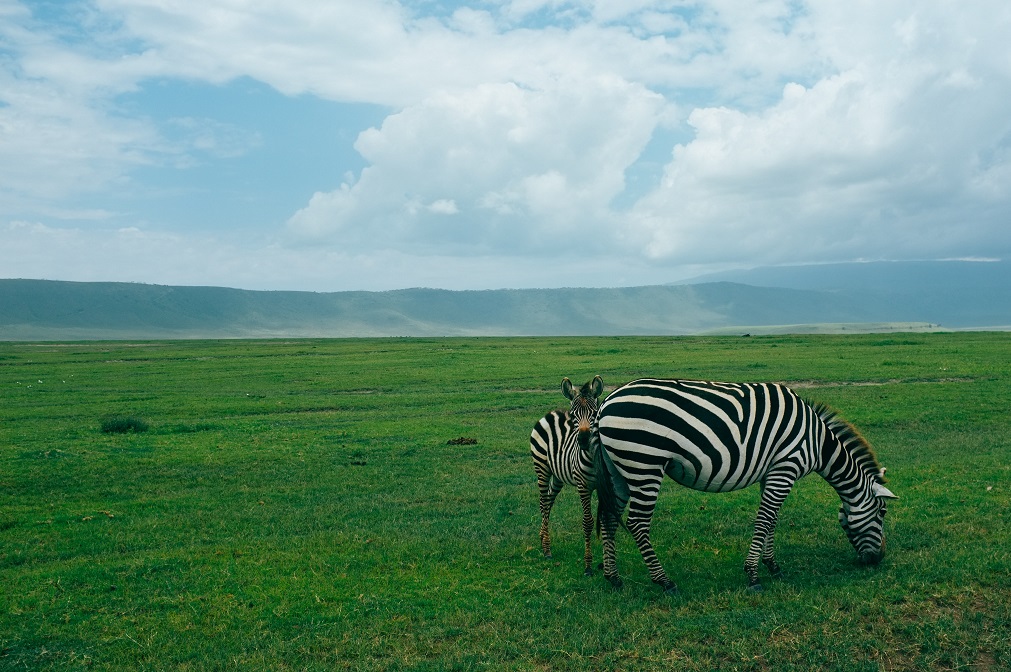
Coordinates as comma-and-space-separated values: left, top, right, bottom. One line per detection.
597, 378, 823, 493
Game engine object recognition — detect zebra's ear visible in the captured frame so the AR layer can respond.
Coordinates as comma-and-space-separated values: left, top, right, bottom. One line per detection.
562, 377, 575, 400
872, 482, 898, 499
591, 375, 604, 399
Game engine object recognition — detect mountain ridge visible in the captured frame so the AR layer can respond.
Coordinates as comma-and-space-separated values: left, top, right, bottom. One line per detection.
1, 260, 1008, 339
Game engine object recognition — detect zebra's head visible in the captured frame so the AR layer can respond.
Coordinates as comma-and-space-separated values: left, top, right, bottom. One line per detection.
838, 469, 898, 565
561, 375, 604, 449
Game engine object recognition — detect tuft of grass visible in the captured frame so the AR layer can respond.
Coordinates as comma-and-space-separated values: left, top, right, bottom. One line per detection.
99, 415, 150, 434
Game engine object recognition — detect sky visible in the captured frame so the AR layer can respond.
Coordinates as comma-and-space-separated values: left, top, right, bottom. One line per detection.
1, 1, 1010, 292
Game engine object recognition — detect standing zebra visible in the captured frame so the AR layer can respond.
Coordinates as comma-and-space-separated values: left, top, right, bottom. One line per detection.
591, 378, 897, 593
530, 376, 604, 576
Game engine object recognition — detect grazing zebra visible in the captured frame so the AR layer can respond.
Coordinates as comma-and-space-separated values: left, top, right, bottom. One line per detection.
530, 376, 604, 576
591, 378, 897, 593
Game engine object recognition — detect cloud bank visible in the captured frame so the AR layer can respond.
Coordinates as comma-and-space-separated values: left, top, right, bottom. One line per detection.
1, 1, 1009, 290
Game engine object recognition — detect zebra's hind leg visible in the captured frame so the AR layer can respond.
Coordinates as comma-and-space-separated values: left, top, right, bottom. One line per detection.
626, 513, 678, 595
763, 557, 784, 579
625, 475, 678, 595
745, 474, 794, 592
761, 534, 784, 579
578, 486, 594, 576
537, 472, 564, 558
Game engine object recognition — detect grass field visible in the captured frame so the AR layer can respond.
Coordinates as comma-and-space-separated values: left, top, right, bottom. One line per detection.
1, 334, 1009, 671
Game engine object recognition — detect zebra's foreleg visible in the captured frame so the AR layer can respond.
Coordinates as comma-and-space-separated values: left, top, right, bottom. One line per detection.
578, 486, 594, 576
537, 473, 564, 558
745, 475, 794, 591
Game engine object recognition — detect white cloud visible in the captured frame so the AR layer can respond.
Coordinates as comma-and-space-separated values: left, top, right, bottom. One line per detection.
87, 0, 804, 107
0, 3, 252, 214
286, 76, 667, 255
623, 2, 1011, 267
0, 62, 163, 208
427, 199, 459, 215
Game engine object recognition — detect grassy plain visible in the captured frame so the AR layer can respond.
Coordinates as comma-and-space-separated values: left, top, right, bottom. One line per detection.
1, 334, 1009, 671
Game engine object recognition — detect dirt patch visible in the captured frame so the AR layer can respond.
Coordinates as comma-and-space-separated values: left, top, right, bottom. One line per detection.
788, 377, 977, 389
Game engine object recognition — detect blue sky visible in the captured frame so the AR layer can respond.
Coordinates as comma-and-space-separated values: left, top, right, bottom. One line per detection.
2, 1, 1009, 291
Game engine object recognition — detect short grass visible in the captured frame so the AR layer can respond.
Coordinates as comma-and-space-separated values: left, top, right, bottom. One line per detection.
1, 334, 1008, 671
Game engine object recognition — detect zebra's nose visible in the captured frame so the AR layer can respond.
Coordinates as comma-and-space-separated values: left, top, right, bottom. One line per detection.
579, 420, 591, 433
860, 550, 883, 566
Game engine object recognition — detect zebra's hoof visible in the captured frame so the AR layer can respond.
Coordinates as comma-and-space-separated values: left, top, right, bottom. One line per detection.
606, 575, 623, 590
584, 568, 594, 577
543, 553, 553, 559
747, 583, 764, 593
662, 584, 680, 597
763, 560, 784, 579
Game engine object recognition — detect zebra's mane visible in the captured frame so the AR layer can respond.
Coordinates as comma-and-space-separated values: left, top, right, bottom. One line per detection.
813, 402, 886, 484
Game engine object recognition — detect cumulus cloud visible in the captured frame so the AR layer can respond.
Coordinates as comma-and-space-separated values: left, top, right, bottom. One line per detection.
286, 76, 668, 255
620, 2, 1011, 267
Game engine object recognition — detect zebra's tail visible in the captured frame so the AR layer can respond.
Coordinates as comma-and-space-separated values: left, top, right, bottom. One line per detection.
591, 427, 626, 537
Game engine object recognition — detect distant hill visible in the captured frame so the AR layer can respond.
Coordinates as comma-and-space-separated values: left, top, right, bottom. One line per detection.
677, 260, 1011, 328
1, 260, 1008, 340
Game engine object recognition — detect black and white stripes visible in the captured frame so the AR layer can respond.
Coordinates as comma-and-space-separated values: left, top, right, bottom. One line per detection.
530, 376, 603, 576
592, 378, 897, 593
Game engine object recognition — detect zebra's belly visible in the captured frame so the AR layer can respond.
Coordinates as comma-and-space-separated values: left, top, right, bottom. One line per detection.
663, 457, 760, 492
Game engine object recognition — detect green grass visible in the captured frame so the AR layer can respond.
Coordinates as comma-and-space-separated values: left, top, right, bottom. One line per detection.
1, 334, 1009, 670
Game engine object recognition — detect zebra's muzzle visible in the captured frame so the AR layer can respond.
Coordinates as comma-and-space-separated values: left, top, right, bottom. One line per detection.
859, 550, 884, 566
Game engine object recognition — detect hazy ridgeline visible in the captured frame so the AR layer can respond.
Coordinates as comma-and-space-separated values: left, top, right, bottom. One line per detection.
3, 260, 1010, 339
1, 334, 1008, 670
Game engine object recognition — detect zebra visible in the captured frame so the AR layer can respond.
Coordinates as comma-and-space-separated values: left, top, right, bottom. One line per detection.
530, 376, 604, 576
590, 378, 897, 593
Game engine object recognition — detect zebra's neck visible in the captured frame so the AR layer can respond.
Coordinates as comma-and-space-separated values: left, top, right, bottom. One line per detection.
818, 435, 877, 509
